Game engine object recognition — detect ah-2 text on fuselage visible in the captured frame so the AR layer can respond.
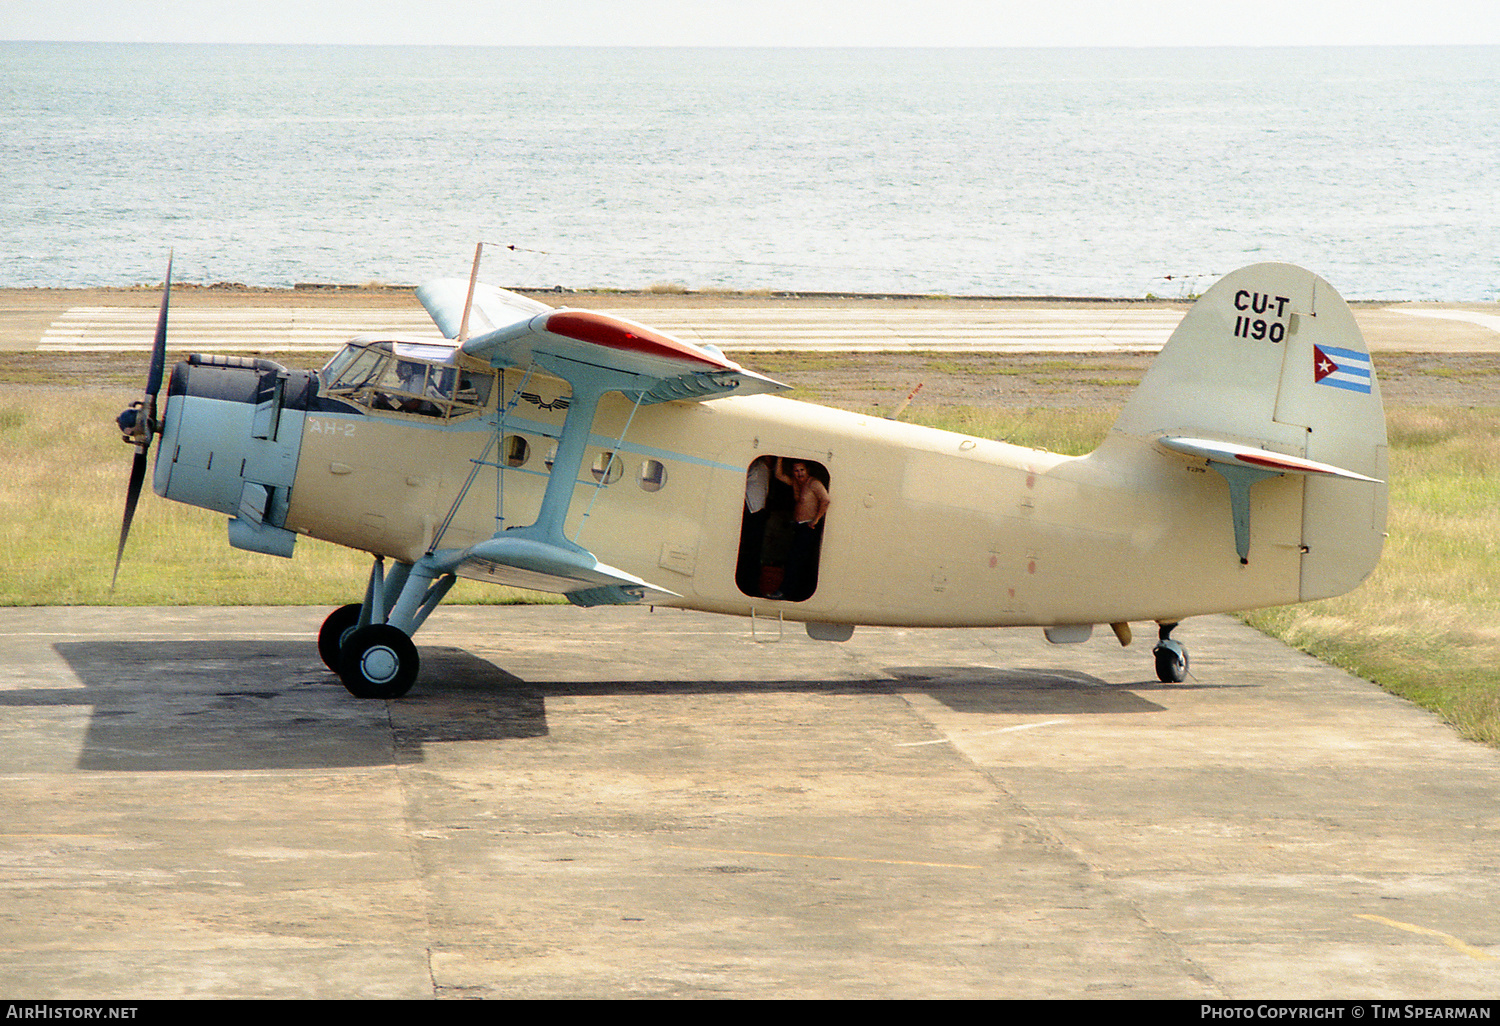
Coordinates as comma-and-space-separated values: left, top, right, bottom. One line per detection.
115, 256, 1388, 697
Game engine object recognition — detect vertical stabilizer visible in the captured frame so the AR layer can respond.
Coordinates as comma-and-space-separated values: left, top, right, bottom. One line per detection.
1113, 263, 1387, 601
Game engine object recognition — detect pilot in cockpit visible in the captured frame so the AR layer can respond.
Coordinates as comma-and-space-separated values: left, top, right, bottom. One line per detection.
391, 360, 442, 415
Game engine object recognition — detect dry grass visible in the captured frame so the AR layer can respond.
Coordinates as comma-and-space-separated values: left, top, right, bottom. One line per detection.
0, 389, 549, 607
1242, 406, 1500, 745
904, 404, 1116, 456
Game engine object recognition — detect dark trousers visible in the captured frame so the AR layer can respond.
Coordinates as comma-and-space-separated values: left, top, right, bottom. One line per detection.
782, 521, 820, 601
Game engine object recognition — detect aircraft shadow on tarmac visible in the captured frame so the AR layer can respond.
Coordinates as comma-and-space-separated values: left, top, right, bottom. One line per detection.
37, 640, 545, 772
884, 666, 1174, 715
28, 640, 1176, 772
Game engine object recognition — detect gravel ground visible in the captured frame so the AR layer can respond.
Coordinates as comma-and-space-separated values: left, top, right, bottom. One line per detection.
753, 349, 1500, 412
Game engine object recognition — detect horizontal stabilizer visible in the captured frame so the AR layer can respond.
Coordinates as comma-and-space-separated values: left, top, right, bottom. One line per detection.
1157, 436, 1382, 483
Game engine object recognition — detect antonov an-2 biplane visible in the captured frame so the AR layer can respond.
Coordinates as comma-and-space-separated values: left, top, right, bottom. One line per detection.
114, 254, 1387, 698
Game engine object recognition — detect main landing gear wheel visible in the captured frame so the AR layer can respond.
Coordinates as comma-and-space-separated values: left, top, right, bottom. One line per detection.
337, 623, 419, 699
1152, 623, 1188, 683
318, 603, 364, 672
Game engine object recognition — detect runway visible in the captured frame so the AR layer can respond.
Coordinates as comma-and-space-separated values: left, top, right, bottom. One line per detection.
3, 605, 1498, 999
18, 297, 1500, 355
31, 303, 1186, 354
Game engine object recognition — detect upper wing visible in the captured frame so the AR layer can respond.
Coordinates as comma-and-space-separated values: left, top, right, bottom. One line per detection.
417, 279, 553, 340
417, 278, 787, 403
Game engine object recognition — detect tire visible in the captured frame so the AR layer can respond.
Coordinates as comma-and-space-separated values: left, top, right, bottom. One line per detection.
337, 624, 419, 699
318, 603, 365, 672
1153, 639, 1188, 683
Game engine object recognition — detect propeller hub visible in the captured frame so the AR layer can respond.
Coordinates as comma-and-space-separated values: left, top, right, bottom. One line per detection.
116, 400, 157, 445
116, 404, 140, 435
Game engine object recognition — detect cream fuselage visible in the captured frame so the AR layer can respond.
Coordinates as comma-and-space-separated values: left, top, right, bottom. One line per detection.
281, 368, 1314, 630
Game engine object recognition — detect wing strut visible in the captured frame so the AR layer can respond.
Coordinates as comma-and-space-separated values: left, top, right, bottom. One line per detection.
422, 355, 682, 605
427, 363, 543, 555
571, 388, 645, 545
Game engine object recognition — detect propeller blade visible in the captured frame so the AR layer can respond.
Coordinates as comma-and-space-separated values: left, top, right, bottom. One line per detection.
113, 252, 173, 590
112, 447, 149, 590
145, 251, 172, 398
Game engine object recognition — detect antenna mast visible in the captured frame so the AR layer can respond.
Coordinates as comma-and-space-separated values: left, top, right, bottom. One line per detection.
456, 242, 483, 343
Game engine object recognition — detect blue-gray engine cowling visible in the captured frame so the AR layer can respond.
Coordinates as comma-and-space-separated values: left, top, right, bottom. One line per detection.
155, 355, 310, 557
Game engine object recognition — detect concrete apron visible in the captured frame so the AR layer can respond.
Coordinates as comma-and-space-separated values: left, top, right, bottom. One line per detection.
1, 605, 1497, 998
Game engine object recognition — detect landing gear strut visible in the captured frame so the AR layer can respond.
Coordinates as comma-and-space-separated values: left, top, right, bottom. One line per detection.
321, 556, 457, 699
1153, 622, 1188, 683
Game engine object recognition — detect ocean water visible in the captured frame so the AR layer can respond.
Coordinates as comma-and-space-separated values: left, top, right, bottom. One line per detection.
2, 42, 1496, 299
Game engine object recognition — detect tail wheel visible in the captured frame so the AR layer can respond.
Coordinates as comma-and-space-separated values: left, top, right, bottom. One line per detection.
338, 624, 419, 699
317, 603, 365, 672
1153, 639, 1188, 683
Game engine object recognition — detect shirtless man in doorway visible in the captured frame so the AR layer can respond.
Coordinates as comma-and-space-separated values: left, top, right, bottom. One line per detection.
771, 457, 830, 600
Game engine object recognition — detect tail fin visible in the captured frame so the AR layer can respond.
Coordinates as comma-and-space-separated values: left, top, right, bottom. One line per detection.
1113, 263, 1388, 601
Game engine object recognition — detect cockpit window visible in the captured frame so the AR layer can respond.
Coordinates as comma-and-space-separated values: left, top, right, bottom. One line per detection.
321, 339, 494, 419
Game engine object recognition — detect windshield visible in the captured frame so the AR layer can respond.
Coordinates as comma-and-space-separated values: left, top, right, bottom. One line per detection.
322, 340, 494, 419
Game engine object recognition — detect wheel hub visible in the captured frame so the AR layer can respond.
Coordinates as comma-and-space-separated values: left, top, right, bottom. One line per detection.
360, 645, 401, 684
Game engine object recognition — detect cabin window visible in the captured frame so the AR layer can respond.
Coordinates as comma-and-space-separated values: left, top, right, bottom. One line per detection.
451, 368, 494, 409
590, 451, 623, 484
377, 360, 448, 416
638, 459, 667, 492
735, 455, 830, 602
502, 434, 530, 467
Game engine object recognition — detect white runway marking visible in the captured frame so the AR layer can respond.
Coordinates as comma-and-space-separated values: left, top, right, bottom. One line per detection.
1390, 306, 1500, 334
38, 306, 1186, 354
37, 307, 443, 353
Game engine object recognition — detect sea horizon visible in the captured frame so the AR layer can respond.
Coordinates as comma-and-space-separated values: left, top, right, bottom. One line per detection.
4, 41, 1496, 300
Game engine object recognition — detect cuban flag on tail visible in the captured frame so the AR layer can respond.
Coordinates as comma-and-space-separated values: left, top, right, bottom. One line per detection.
1313, 344, 1373, 394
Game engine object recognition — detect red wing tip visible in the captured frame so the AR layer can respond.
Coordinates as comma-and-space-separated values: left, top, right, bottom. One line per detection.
543, 310, 734, 370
